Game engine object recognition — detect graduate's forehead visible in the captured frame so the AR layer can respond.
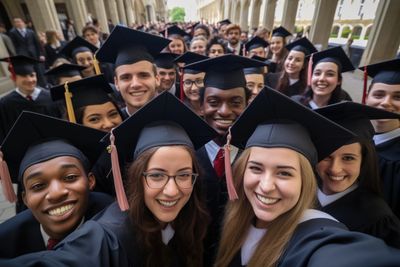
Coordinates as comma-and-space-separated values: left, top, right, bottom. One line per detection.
204, 86, 246, 98
115, 60, 156, 76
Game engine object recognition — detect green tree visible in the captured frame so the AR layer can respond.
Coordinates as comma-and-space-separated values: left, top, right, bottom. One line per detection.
170, 7, 185, 22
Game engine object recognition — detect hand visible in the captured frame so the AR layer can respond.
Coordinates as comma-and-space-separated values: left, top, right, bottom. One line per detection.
39, 56, 45, 62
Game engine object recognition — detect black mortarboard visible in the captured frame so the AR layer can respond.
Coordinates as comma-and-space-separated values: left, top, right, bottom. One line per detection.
44, 63, 85, 77
160, 25, 189, 38
243, 67, 264, 75
96, 25, 171, 68
59, 36, 97, 60
286, 37, 317, 56
154, 52, 179, 69
50, 74, 113, 110
250, 55, 277, 72
272, 26, 292, 38
359, 58, 400, 85
311, 46, 354, 73
0, 111, 106, 182
174, 52, 208, 74
184, 54, 267, 89
218, 19, 232, 26
245, 36, 269, 51
230, 88, 355, 165
0, 55, 39, 75
315, 101, 400, 141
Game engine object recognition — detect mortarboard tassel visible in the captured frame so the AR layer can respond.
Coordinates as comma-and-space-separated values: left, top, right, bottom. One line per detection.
242, 47, 246, 57
362, 66, 367, 104
64, 81, 77, 123
307, 53, 313, 87
93, 54, 102, 75
0, 151, 17, 203
109, 129, 129, 211
224, 127, 238, 200
165, 27, 168, 38
180, 68, 185, 102
7, 58, 16, 81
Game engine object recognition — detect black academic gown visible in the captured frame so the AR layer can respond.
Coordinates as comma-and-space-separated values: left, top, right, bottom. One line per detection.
0, 202, 186, 267
375, 136, 400, 218
318, 187, 400, 248
91, 150, 115, 196
0, 89, 61, 143
0, 192, 113, 258
265, 72, 306, 97
228, 218, 400, 267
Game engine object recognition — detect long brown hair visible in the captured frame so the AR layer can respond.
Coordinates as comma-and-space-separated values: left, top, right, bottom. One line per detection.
126, 145, 209, 267
215, 147, 317, 267
276, 57, 308, 96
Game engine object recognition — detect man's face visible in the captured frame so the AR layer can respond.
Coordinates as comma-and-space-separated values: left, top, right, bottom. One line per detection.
74, 51, 94, 77
202, 87, 247, 136
157, 67, 176, 93
114, 60, 160, 114
227, 29, 240, 46
15, 72, 37, 94
13, 18, 25, 29
84, 30, 100, 46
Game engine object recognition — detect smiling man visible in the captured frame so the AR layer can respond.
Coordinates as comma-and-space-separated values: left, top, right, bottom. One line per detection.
96, 25, 170, 118
0, 112, 113, 258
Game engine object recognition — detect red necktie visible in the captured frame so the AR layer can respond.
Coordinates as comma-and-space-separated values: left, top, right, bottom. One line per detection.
47, 238, 60, 250
26, 95, 33, 101
213, 148, 225, 178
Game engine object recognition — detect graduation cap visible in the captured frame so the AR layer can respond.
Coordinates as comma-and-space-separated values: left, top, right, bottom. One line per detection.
174, 52, 208, 74
96, 25, 171, 68
0, 55, 39, 77
230, 88, 355, 166
50, 75, 114, 123
311, 46, 354, 73
102, 91, 218, 210
160, 25, 189, 38
0, 111, 106, 202
218, 19, 232, 26
245, 36, 269, 52
243, 67, 264, 75
286, 37, 317, 56
184, 54, 268, 89
272, 26, 292, 38
154, 52, 179, 69
59, 36, 98, 60
315, 101, 400, 141
44, 63, 85, 78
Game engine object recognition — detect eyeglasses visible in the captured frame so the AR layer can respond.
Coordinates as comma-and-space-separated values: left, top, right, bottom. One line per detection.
143, 172, 199, 189
183, 79, 204, 88
246, 83, 265, 91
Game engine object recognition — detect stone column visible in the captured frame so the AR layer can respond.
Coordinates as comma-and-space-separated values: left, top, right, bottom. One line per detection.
124, 0, 135, 26
223, 0, 231, 19
261, 0, 277, 31
89, 0, 109, 33
239, 0, 250, 30
104, 0, 119, 25
66, 0, 87, 34
309, 0, 338, 50
116, 0, 127, 25
249, 0, 262, 29
25, 0, 62, 33
281, 0, 299, 33
360, 0, 400, 65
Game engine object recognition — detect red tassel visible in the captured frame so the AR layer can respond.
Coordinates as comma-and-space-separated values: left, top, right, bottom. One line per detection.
0, 151, 17, 203
224, 127, 238, 200
7, 58, 16, 81
109, 130, 129, 211
179, 68, 185, 102
307, 53, 313, 87
362, 66, 367, 104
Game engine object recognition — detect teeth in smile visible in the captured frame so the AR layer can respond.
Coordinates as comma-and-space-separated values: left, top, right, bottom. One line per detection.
330, 176, 345, 181
216, 119, 233, 125
48, 204, 74, 216
130, 91, 145, 96
158, 200, 178, 207
256, 194, 279, 205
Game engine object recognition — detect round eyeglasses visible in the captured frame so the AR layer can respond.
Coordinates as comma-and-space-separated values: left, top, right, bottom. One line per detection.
183, 79, 204, 88
143, 172, 199, 189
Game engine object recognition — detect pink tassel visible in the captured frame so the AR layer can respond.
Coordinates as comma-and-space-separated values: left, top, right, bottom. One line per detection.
362, 66, 367, 104
165, 27, 168, 38
224, 127, 238, 200
0, 151, 17, 203
179, 68, 185, 102
109, 130, 129, 211
307, 53, 313, 87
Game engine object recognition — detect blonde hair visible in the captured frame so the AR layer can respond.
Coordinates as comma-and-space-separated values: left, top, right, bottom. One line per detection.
215, 147, 317, 267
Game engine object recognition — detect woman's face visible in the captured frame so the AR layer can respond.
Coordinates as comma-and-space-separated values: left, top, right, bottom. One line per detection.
244, 147, 302, 228
284, 50, 305, 76
270, 36, 284, 54
311, 62, 340, 97
316, 143, 362, 195
168, 38, 185, 55
183, 72, 205, 101
208, 44, 224, 58
194, 28, 207, 38
143, 146, 194, 224
82, 102, 122, 132
190, 40, 207, 55
366, 83, 400, 119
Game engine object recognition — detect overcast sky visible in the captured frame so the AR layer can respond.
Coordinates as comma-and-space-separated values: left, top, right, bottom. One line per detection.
167, 0, 199, 22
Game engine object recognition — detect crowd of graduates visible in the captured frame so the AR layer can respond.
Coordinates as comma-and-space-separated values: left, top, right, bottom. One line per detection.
0, 16, 399, 267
